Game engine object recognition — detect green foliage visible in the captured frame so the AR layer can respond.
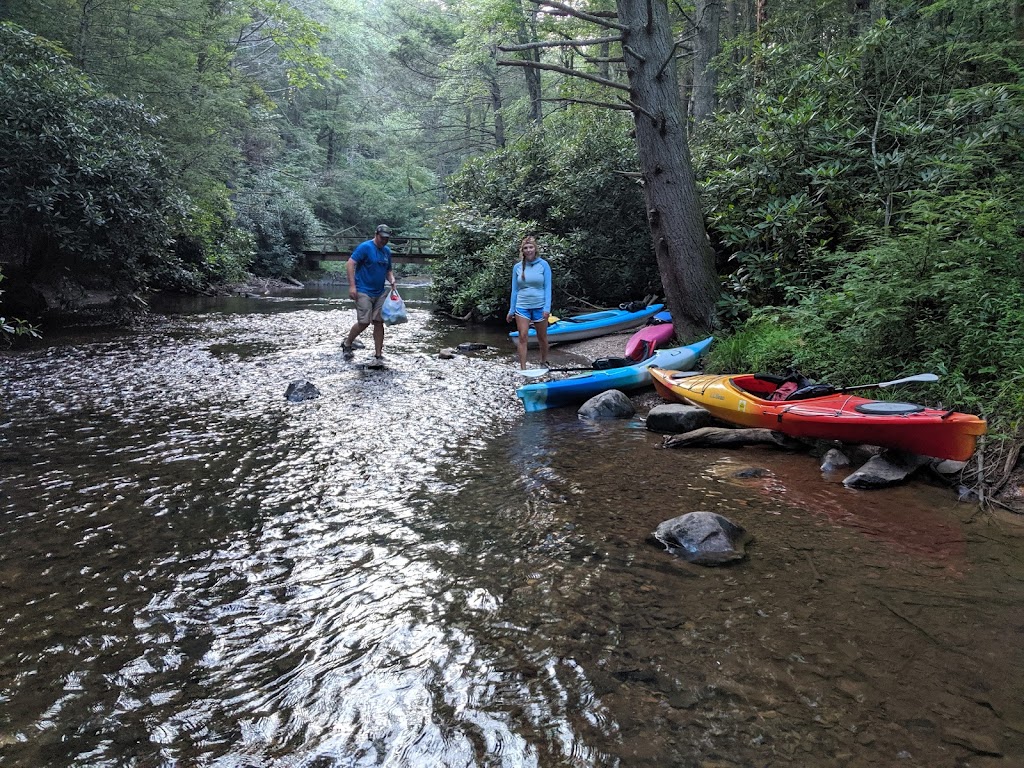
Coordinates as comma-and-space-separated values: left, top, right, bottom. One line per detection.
430, 108, 657, 318
695, 0, 1024, 439
786, 188, 1024, 418
0, 270, 41, 346
0, 23, 187, 296
698, 9, 1024, 325
172, 186, 254, 287
716, 187, 1024, 431
235, 172, 324, 276
430, 213, 557, 318
704, 314, 805, 375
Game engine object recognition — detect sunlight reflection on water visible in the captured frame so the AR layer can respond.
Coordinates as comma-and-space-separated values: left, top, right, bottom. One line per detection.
0, 289, 612, 766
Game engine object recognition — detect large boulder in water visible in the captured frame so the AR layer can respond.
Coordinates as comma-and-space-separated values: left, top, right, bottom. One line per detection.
652, 512, 751, 566
578, 390, 635, 419
645, 404, 715, 434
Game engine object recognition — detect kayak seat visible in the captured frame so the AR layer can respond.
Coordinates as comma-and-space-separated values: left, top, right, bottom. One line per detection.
785, 384, 836, 401
751, 371, 817, 401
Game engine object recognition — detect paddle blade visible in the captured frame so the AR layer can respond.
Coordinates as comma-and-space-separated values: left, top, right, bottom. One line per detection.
518, 368, 551, 379
837, 372, 939, 393
877, 373, 939, 388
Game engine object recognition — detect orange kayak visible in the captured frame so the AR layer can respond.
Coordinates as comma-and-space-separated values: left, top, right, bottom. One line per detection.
649, 369, 986, 461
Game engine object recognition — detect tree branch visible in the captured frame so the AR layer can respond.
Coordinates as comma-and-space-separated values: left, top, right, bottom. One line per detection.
499, 35, 623, 52
498, 59, 630, 91
526, 0, 629, 31
657, 40, 683, 79
543, 96, 632, 111
622, 44, 646, 62
621, 96, 657, 120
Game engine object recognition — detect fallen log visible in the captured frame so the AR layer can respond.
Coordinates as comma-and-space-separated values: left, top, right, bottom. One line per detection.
663, 427, 804, 450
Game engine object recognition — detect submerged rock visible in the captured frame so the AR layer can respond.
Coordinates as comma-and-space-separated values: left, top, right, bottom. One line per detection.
652, 511, 752, 566
285, 379, 320, 402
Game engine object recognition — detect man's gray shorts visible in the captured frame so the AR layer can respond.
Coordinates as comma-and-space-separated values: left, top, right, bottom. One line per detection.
355, 291, 388, 324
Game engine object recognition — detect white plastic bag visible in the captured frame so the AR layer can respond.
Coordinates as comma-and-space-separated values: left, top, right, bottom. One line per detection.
381, 288, 408, 325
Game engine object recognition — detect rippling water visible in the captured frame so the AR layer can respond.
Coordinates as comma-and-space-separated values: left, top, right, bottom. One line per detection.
2, 285, 1024, 767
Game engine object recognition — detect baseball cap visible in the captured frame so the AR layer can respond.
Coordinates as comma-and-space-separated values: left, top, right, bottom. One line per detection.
375, 224, 393, 237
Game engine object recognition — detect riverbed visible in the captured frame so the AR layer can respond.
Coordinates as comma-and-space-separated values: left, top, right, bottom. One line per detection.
1, 284, 1022, 767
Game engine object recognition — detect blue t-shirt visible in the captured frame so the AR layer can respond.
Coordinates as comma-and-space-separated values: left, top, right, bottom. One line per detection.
349, 239, 392, 296
509, 257, 552, 314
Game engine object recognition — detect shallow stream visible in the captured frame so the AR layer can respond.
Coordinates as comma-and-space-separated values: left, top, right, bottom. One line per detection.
1, 285, 1022, 767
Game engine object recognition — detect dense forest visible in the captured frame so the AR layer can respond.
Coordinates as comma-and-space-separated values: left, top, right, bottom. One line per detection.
1, 0, 1023, 495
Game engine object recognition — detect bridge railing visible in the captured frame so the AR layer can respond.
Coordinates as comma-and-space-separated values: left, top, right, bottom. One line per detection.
302, 235, 437, 267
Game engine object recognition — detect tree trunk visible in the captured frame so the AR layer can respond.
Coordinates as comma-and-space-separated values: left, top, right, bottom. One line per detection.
664, 427, 802, 449
690, 0, 722, 130
616, 0, 720, 337
488, 69, 506, 148
514, 0, 544, 123
723, 0, 738, 111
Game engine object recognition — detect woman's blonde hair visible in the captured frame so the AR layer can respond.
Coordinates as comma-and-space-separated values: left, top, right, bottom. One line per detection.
519, 235, 538, 280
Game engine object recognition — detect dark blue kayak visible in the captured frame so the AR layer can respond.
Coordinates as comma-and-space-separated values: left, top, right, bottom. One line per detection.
510, 304, 665, 348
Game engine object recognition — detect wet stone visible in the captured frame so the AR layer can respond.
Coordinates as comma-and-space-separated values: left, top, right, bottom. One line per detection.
645, 403, 715, 434
842, 453, 929, 489
284, 379, 319, 402
941, 727, 1002, 756
821, 448, 851, 473
578, 389, 635, 419
652, 511, 752, 566
734, 467, 771, 479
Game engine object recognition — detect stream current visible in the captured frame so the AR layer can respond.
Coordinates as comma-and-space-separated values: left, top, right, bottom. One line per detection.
1, 284, 1023, 767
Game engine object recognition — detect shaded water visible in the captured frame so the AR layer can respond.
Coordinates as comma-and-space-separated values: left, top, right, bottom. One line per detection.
1, 285, 1023, 767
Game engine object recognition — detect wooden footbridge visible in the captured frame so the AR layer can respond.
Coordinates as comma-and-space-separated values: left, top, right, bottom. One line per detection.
302, 234, 438, 269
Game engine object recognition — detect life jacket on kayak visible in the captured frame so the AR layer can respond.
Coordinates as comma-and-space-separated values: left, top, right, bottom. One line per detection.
755, 371, 835, 402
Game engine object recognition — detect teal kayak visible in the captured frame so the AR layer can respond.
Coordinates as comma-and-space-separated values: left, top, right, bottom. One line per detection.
516, 336, 713, 412
510, 303, 665, 348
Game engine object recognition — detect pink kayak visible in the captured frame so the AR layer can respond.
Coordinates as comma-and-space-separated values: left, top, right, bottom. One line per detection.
625, 321, 674, 361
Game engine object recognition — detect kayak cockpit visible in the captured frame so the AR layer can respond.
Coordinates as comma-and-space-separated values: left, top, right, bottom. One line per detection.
734, 373, 839, 402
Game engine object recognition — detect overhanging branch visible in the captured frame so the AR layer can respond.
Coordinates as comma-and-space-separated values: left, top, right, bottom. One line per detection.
498, 59, 630, 91
543, 96, 632, 111
499, 35, 623, 52
526, 0, 629, 31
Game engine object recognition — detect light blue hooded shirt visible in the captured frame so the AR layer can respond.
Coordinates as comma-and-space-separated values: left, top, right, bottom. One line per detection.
509, 257, 552, 314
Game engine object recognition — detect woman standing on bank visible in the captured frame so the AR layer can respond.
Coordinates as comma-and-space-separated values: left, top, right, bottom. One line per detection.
506, 235, 552, 370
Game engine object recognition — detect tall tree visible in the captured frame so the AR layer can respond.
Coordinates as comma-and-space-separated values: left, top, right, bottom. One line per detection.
499, 0, 719, 337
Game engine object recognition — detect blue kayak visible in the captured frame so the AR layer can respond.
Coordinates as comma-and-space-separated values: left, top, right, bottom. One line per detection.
510, 303, 665, 348
516, 336, 714, 412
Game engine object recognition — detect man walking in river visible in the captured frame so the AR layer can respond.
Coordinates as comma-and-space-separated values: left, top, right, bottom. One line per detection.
342, 224, 397, 366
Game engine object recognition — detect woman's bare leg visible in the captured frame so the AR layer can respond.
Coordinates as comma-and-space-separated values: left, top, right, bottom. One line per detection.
534, 320, 549, 366
514, 314, 531, 369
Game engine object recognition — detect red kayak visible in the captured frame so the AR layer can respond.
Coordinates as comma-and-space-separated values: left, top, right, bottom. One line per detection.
625, 321, 674, 361
649, 370, 987, 461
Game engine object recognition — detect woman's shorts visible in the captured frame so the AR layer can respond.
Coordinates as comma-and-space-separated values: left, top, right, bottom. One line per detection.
515, 307, 545, 323
356, 291, 389, 324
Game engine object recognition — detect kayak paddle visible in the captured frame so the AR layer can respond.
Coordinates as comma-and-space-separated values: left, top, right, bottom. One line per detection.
518, 356, 634, 378
835, 373, 939, 393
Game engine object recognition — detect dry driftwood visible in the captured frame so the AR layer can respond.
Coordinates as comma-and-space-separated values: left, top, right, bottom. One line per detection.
663, 427, 803, 450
